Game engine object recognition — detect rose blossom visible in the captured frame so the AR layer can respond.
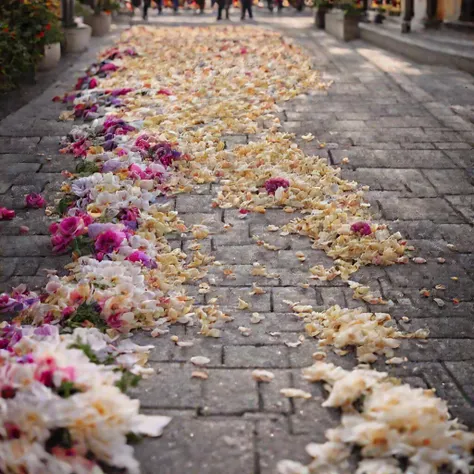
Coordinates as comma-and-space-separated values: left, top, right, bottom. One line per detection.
58, 216, 86, 238
51, 233, 73, 254
95, 229, 126, 254
351, 221, 372, 236
0, 207, 15, 220
25, 193, 46, 208
264, 177, 290, 195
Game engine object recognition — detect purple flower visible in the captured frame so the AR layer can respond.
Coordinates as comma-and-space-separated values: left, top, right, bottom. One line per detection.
101, 159, 123, 173
95, 229, 126, 254
126, 250, 157, 268
103, 139, 117, 151
150, 142, 182, 167
350, 221, 372, 236
264, 177, 290, 195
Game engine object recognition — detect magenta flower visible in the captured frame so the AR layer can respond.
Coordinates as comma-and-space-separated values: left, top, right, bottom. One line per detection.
126, 250, 157, 268
351, 221, 372, 236
25, 193, 46, 209
0, 207, 15, 220
58, 216, 85, 238
264, 177, 290, 195
51, 233, 73, 254
157, 88, 172, 96
95, 229, 126, 254
99, 63, 118, 73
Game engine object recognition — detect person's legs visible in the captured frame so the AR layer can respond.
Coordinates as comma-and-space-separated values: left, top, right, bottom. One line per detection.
240, 0, 246, 18
157, 0, 163, 13
267, 0, 273, 11
247, 0, 253, 18
172, 0, 179, 12
143, 0, 151, 18
217, 0, 224, 18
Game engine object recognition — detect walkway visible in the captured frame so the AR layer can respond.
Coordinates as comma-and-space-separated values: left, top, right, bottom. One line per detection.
0, 11, 473, 474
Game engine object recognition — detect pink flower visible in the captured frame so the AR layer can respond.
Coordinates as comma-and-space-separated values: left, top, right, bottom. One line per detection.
49, 222, 59, 234
0, 207, 15, 220
19, 226, 29, 235
58, 216, 85, 238
95, 229, 126, 254
350, 221, 372, 236
264, 177, 290, 195
51, 234, 73, 254
99, 63, 118, 73
157, 88, 172, 96
126, 250, 157, 268
89, 77, 99, 88
25, 193, 46, 208
71, 210, 93, 227
107, 313, 123, 329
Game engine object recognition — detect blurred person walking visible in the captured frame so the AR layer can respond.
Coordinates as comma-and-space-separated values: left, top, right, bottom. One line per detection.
216, 0, 231, 19
240, 0, 253, 19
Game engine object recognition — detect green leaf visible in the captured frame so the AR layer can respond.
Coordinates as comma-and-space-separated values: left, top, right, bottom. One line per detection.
65, 302, 108, 331
56, 380, 81, 398
115, 370, 141, 393
75, 160, 100, 176
56, 194, 76, 216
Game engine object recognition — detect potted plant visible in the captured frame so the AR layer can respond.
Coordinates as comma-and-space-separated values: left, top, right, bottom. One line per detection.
37, 13, 63, 71
84, 0, 119, 36
314, 0, 333, 28
0, 0, 63, 86
325, 0, 363, 41
62, 0, 92, 53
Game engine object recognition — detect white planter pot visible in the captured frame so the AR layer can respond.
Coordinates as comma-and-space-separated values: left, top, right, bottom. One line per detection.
325, 9, 361, 41
84, 13, 112, 37
37, 42, 61, 71
63, 24, 92, 53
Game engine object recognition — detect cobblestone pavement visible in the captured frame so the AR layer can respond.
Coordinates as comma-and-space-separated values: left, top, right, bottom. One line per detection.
1, 12, 474, 473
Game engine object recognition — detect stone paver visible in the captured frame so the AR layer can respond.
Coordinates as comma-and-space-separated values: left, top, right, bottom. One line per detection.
0, 10, 473, 473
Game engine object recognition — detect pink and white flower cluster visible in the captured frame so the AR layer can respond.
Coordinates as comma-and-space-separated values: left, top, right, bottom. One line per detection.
0, 324, 170, 474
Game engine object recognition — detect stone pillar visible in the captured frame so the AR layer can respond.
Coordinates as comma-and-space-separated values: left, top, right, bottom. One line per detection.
402, 0, 414, 31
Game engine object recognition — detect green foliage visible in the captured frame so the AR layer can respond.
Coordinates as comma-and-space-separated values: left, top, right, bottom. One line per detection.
313, 0, 333, 8
68, 340, 116, 365
65, 302, 108, 331
0, 0, 63, 91
0, 24, 35, 92
115, 370, 141, 393
56, 380, 82, 398
76, 160, 100, 176
337, 1, 364, 15
56, 194, 77, 215
72, 235, 95, 257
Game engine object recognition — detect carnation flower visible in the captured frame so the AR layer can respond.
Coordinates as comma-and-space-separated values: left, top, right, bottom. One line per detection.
351, 221, 372, 236
25, 193, 46, 208
0, 207, 15, 220
264, 177, 290, 195
95, 229, 126, 254
126, 250, 157, 269
58, 216, 86, 238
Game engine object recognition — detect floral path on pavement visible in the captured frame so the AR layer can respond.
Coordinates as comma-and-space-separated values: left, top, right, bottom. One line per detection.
0, 24, 473, 473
